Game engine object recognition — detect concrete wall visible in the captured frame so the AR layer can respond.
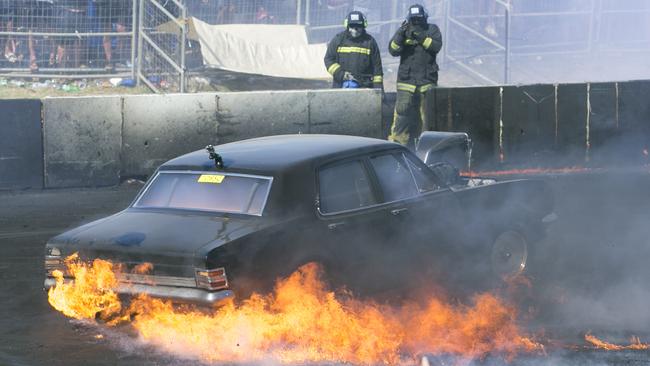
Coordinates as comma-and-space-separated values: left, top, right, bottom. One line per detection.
386, 80, 650, 170
3, 88, 382, 189
0, 99, 43, 190
122, 93, 219, 177
42, 96, 122, 188
2, 82, 648, 190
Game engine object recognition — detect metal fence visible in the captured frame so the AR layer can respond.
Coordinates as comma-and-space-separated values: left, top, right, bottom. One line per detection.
137, 0, 187, 93
442, 0, 650, 84
0, 0, 137, 79
2, 1, 649, 88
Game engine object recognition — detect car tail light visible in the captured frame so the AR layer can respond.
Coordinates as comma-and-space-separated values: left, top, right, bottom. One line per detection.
195, 267, 228, 290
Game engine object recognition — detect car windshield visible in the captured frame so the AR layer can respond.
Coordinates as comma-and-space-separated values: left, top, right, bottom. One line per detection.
133, 171, 273, 216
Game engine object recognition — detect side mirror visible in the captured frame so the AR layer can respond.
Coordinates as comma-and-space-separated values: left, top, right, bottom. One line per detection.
415, 131, 471, 171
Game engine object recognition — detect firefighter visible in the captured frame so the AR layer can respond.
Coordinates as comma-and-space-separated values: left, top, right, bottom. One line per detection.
324, 11, 383, 89
388, 4, 442, 148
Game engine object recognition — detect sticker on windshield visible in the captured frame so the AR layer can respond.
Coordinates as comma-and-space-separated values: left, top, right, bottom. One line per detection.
197, 174, 225, 184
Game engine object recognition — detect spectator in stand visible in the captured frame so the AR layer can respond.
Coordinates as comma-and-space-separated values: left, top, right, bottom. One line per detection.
53, 0, 87, 68
93, 0, 116, 71
1, 0, 18, 65
187, 0, 220, 24
255, 5, 276, 24
216, 1, 244, 24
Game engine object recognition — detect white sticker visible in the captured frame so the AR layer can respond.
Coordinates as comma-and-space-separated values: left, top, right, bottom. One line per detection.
350, 14, 360, 20
410, 7, 420, 14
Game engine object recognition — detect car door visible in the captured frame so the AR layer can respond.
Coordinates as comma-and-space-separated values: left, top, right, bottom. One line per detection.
315, 157, 393, 293
365, 150, 465, 286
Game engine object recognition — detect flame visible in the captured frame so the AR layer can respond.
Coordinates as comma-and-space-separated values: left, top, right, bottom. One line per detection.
48, 255, 543, 364
132, 262, 154, 274
585, 333, 650, 351
47, 253, 122, 320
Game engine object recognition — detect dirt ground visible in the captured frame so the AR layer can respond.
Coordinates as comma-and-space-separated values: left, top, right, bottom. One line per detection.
1, 174, 650, 365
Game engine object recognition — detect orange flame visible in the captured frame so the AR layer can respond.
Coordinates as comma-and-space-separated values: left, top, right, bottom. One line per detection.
48, 255, 543, 364
585, 333, 650, 351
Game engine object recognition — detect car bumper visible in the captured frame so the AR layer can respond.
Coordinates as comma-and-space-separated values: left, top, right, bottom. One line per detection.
44, 277, 234, 306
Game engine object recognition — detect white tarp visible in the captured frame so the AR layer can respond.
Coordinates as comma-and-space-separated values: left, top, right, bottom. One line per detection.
189, 18, 330, 79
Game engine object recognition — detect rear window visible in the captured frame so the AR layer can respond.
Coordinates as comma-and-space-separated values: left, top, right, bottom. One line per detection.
134, 172, 272, 216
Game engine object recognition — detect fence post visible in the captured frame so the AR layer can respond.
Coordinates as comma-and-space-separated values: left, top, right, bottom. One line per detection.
389, 0, 399, 40
296, 0, 302, 24
504, 0, 511, 84
136, 0, 145, 86
180, 2, 187, 93
131, 0, 138, 81
442, 0, 451, 68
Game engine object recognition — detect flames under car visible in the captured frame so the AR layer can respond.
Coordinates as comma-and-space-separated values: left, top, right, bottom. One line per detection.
44, 133, 554, 305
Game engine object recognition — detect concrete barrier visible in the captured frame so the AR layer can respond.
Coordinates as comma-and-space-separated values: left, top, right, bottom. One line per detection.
42, 96, 122, 188
618, 80, 650, 165
3, 81, 650, 190
122, 93, 219, 177
308, 89, 383, 138
432, 87, 499, 169
501, 84, 557, 166
216, 90, 309, 144
0, 99, 43, 190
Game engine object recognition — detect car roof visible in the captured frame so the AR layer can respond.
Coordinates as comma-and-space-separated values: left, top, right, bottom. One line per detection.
160, 134, 401, 175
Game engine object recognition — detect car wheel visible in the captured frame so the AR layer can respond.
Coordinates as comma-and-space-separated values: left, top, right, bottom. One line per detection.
490, 230, 528, 280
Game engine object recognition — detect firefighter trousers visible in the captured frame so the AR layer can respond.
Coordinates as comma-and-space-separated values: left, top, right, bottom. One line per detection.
388, 82, 435, 148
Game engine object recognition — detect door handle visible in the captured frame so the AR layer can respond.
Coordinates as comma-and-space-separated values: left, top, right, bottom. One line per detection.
328, 222, 346, 230
391, 208, 409, 216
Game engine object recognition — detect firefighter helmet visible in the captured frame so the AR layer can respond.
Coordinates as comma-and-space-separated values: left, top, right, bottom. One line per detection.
344, 11, 368, 29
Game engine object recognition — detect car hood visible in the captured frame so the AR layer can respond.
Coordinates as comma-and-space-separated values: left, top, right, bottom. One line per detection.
49, 209, 270, 259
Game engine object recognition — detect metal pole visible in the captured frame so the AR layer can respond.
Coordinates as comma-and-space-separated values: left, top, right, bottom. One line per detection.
136, 0, 145, 87
305, 0, 311, 26
442, 0, 451, 68
130, 0, 138, 81
296, 0, 302, 25
504, 0, 511, 84
180, 3, 187, 93
389, 0, 399, 41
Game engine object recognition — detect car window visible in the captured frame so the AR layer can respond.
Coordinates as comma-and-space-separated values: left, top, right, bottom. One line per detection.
370, 153, 419, 202
319, 160, 376, 214
404, 153, 439, 192
134, 172, 272, 216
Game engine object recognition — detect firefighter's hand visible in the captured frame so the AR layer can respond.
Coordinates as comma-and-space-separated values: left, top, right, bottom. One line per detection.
412, 30, 427, 44
343, 71, 354, 81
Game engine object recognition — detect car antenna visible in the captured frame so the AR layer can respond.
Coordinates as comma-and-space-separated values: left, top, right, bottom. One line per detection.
205, 145, 224, 169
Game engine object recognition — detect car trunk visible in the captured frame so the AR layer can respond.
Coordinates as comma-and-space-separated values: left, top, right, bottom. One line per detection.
48, 209, 262, 278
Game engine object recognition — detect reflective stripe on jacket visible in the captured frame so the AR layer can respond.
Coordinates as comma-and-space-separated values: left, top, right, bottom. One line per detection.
388, 23, 442, 86
324, 31, 383, 88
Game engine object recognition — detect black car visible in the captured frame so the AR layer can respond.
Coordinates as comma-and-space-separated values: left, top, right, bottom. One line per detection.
44, 134, 554, 304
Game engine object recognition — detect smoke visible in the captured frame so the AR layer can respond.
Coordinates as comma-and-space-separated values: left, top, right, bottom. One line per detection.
524, 173, 650, 337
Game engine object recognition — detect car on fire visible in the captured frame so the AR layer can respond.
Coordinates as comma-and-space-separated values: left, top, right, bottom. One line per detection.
44, 133, 554, 304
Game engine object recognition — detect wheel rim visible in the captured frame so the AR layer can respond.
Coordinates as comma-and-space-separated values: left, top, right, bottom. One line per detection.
490, 231, 528, 279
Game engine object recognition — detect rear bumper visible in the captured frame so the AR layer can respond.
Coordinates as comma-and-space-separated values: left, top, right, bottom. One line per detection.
44, 277, 234, 306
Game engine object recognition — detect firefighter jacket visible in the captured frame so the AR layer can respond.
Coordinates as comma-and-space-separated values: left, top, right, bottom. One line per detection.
389, 23, 443, 92
324, 31, 384, 89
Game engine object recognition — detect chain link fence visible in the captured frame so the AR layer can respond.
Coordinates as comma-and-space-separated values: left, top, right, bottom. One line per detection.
0, 0, 136, 79
1, 1, 649, 88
